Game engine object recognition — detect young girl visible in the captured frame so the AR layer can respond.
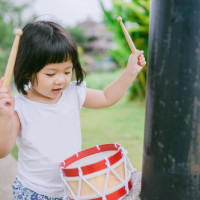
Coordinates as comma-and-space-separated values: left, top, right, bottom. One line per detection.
0, 21, 146, 199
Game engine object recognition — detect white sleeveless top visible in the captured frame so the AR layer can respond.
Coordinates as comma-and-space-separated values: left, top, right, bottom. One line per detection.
14, 81, 86, 198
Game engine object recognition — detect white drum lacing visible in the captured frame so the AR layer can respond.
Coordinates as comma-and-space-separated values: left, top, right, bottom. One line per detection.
118, 146, 138, 189
60, 145, 137, 200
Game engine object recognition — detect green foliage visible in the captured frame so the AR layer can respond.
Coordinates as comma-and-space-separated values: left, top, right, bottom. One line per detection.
85, 69, 121, 90
0, 49, 9, 76
0, 0, 33, 77
67, 26, 89, 47
100, 0, 150, 100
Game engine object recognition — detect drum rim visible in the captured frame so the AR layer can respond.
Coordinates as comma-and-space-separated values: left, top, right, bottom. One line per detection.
60, 143, 123, 177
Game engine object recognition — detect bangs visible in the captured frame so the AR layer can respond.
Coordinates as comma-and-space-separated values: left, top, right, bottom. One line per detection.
33, 34, 76, 69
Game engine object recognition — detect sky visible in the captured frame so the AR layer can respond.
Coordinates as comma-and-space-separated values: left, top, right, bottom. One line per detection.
20, 0, 113, 27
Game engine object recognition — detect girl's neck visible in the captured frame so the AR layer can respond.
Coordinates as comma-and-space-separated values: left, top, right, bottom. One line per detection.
25, 88, 62, 104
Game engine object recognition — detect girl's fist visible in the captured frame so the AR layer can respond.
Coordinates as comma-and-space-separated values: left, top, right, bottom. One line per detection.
0, 77, 15, 118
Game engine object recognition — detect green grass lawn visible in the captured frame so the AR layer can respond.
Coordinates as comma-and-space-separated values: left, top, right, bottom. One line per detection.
81, 98, 145, 171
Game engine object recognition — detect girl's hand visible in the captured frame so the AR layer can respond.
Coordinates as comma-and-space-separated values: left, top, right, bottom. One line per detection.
0, 77, 15, 118
126, 50, 146, 74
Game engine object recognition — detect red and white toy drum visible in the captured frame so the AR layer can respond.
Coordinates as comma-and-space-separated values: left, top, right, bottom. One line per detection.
60, 143, 138, 200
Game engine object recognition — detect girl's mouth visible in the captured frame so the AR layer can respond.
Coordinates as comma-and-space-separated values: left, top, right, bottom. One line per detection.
52, 88, 62, 94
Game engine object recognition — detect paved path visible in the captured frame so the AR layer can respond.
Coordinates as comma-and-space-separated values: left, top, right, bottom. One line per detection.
0, 155, 141, 200
0, 154, 17, 200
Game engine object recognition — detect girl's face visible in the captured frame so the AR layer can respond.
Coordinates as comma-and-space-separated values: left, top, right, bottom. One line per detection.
29, 61, 73, 104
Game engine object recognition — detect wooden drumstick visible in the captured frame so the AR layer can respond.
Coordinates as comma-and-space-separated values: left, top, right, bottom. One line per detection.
117, 16, 137, 54
2, 29, 23, 89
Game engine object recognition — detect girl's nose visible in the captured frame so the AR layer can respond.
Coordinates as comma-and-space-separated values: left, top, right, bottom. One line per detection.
54, 76, 65, 85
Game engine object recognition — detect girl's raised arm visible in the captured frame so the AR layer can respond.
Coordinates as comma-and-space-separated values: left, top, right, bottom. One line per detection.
83, 51, 146, 109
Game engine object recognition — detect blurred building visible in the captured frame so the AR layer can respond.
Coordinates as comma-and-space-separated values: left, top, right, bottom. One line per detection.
79, 19, 116, 55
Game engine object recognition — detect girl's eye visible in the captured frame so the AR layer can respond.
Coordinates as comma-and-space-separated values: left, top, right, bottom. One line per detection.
46, 74, 55, 77
65, 72, 70, 75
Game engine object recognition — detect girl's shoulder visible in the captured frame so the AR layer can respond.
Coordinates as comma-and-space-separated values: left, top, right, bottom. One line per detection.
14, 93, 26, 104
64, 81, 86, 94
14, 93, 28, 117
65, 81, 86, 109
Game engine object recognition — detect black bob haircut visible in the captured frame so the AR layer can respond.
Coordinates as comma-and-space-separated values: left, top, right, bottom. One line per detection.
14, 21, 85, 95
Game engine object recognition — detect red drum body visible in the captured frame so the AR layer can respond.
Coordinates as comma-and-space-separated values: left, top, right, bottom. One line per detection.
60, 143, 137, 200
